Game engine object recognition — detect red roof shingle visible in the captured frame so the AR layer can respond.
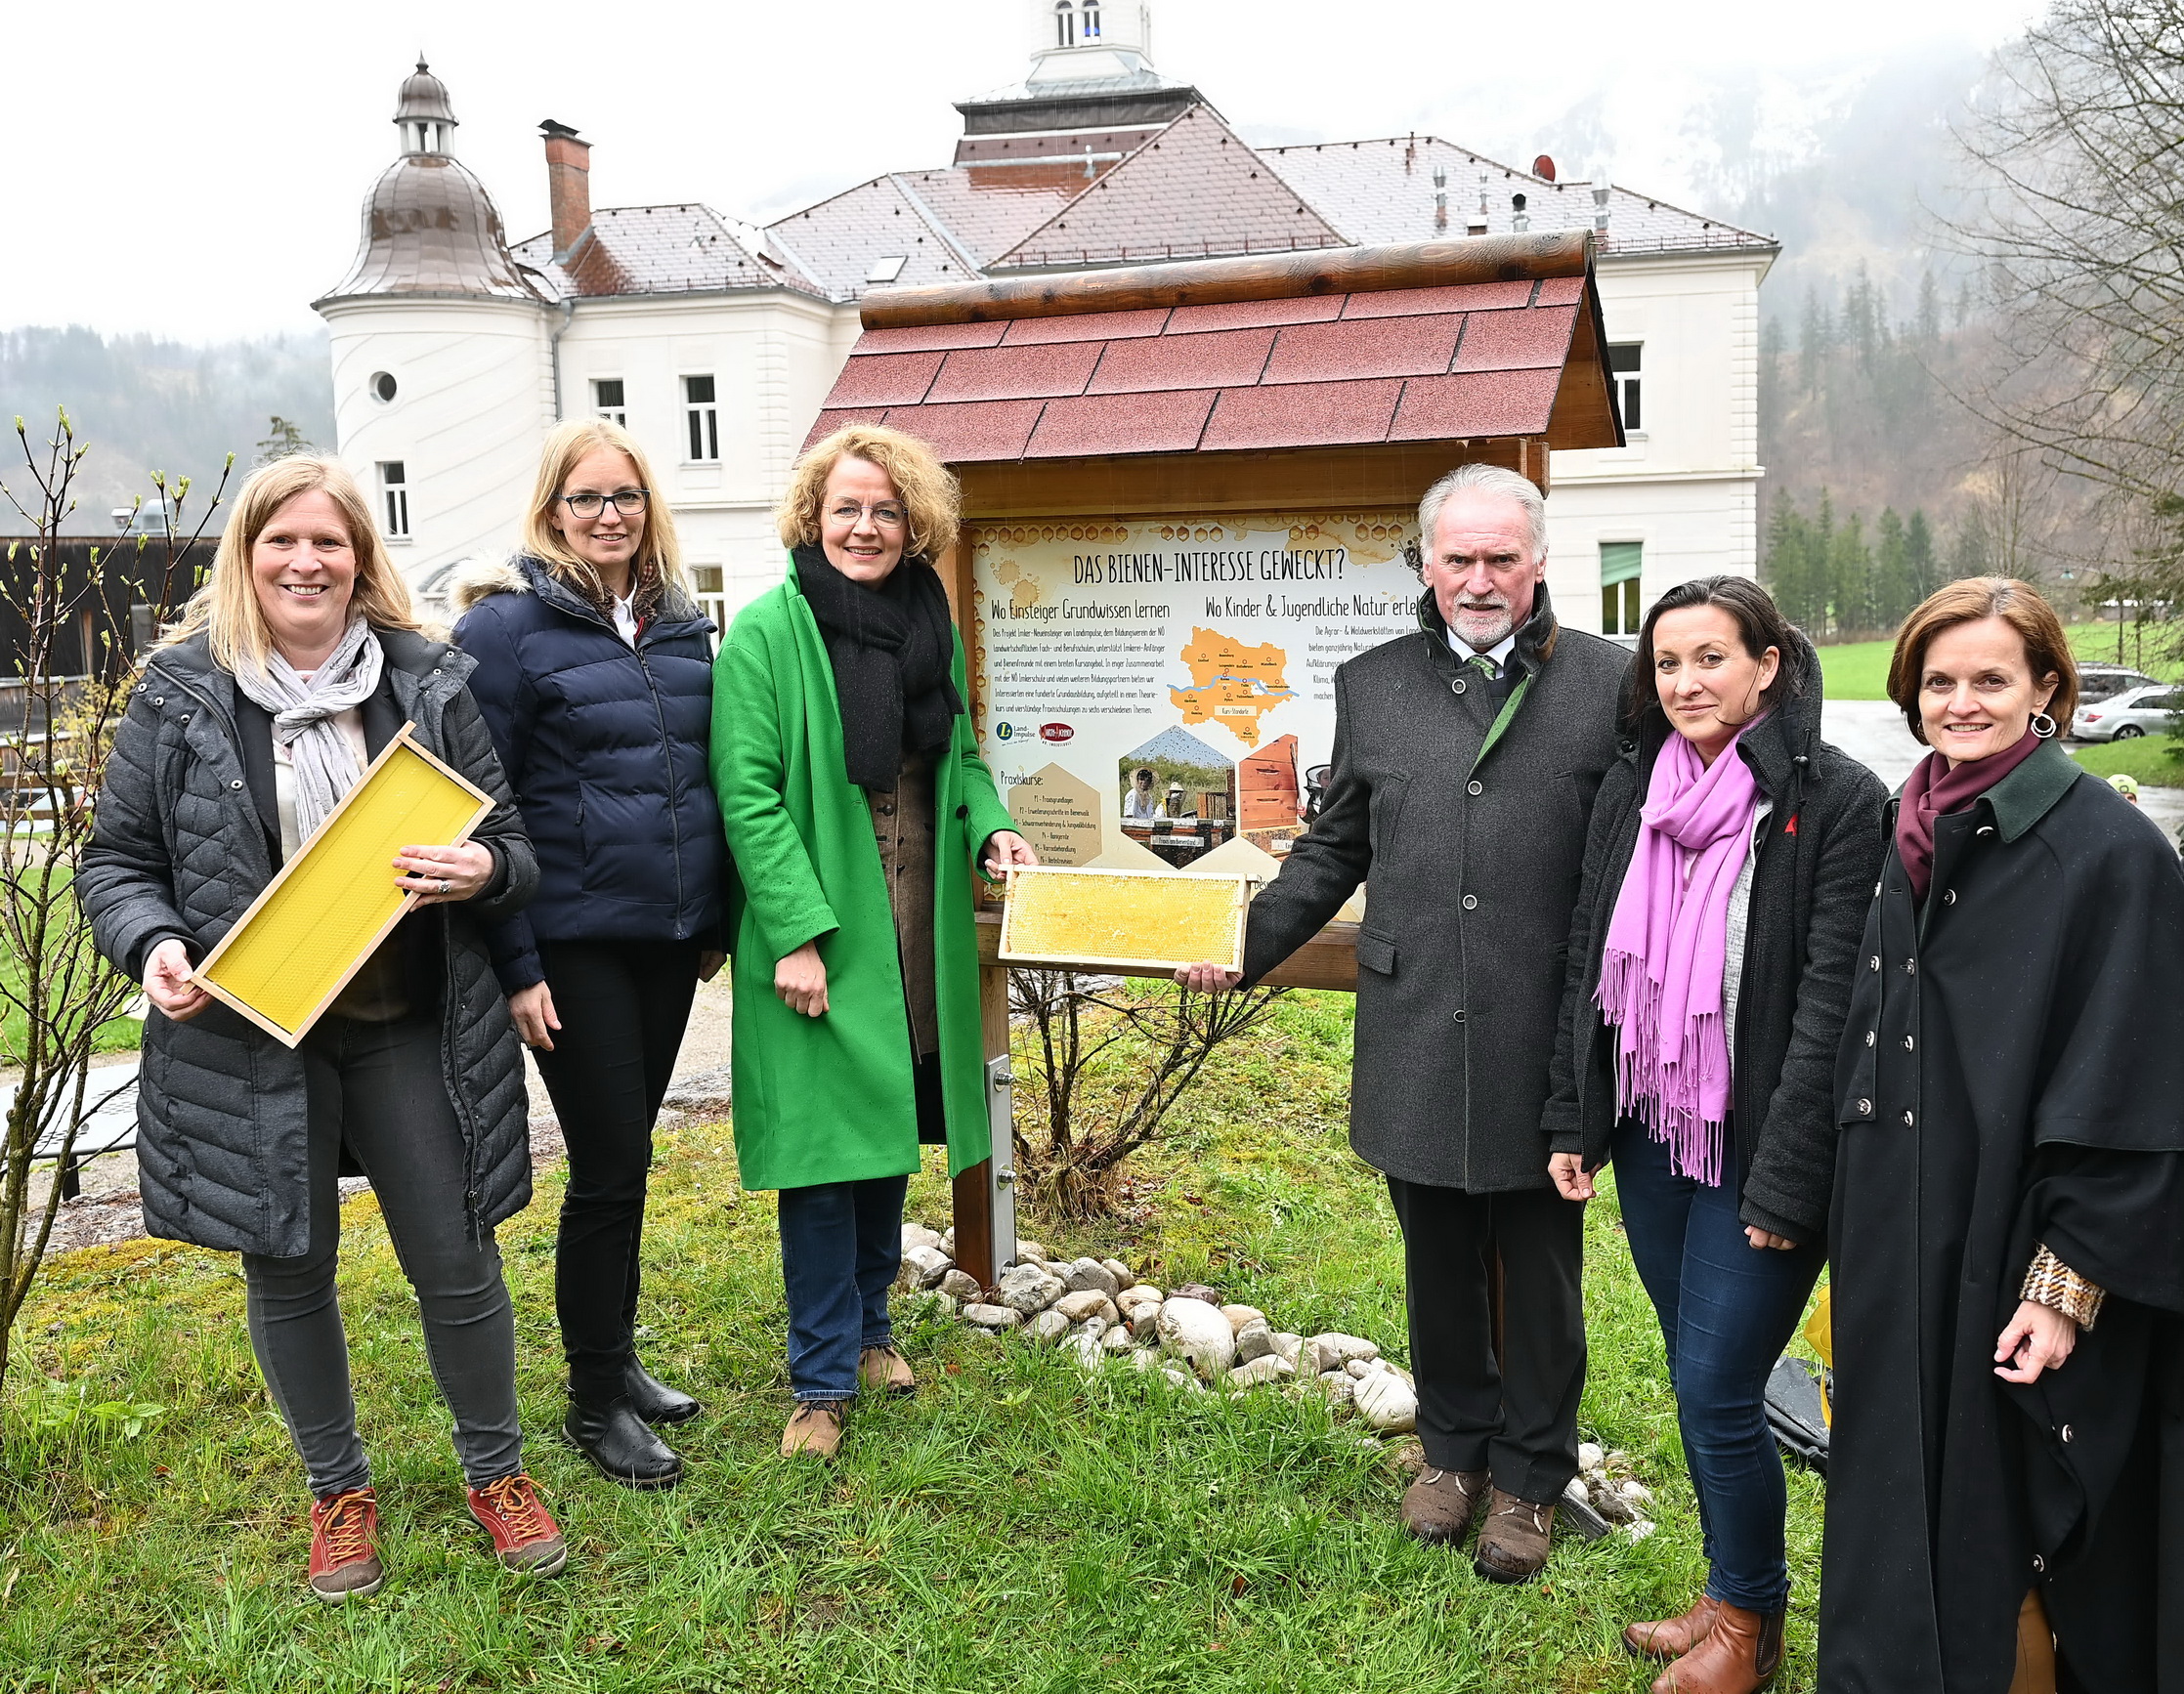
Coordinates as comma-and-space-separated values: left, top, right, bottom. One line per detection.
813, 246, 1613, 461
994, 106, 1349, 270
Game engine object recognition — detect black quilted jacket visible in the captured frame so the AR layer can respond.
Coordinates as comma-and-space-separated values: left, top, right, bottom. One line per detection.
77, 628, 539, 1257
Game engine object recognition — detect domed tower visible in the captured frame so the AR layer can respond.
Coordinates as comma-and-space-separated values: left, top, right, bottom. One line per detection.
315, 62, 554, 590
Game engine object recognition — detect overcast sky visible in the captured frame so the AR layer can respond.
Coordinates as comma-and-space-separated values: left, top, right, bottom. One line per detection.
7, 0, 2046, 341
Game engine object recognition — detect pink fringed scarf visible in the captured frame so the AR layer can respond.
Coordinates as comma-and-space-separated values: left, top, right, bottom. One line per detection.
1595, 726, 1762, 1185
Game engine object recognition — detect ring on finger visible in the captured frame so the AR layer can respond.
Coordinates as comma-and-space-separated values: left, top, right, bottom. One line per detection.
438, 876, 451, 896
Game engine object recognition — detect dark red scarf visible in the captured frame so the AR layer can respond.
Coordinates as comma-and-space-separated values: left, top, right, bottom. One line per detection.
1895, 728, 2044, 902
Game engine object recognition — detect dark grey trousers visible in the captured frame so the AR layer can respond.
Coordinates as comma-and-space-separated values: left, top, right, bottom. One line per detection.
1385, 1175, 1586, 1503
241, 1014, 524, 1499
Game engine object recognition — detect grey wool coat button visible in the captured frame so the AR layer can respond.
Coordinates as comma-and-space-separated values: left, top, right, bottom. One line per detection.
1467, 780, 1483, 796
230, 780, 244, 790
1451, 677, 1467, 695
1858, 1098, 1873, 1114
1453, 1009, 1466, 1022
1462, 894, 1478, 910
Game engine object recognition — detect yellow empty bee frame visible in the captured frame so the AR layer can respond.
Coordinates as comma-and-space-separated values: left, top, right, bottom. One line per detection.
191, 725, 494, 1046
998, 866, 1251, 975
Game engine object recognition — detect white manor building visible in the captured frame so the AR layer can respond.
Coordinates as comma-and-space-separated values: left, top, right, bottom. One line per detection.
317, 5, 1777, 639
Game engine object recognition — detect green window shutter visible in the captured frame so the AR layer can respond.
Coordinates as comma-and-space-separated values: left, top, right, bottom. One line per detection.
1600, 542, 1644, 585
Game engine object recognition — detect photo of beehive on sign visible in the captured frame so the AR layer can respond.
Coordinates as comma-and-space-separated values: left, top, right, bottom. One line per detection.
999, 866, 1250, 975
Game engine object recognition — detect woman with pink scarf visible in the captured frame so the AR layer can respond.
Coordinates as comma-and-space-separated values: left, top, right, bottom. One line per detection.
1544, 577, 1885, 1694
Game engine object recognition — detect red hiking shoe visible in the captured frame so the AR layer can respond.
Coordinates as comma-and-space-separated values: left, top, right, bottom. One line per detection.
466, 1472, 568, 1577
307, 1487, 385, 1601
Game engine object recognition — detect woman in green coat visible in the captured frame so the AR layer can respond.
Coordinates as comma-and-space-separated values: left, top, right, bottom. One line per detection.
711, 425, 1034, 1459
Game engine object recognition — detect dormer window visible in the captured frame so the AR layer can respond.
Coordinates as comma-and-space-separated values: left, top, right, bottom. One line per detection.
1054, 0, 1074, 48
1083, 1, 1101, 38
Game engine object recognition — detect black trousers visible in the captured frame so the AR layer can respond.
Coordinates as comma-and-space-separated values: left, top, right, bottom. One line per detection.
532, 938, 701, 1401
1386, 1175, 1586, 1503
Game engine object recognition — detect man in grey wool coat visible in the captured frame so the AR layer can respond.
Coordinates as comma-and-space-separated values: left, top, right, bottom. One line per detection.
1180, 462, 1626, 1583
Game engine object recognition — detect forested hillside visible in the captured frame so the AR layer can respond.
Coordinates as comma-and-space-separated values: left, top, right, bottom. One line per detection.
0, 327, 332, 530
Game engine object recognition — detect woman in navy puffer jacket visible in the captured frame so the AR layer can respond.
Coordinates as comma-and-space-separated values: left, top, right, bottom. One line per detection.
451, 419, 725, 1491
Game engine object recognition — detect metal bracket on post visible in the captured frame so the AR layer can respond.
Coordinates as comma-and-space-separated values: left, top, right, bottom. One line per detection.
985, 1054, 1017, 1274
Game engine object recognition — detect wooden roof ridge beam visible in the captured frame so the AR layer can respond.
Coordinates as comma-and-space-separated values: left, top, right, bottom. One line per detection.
860, 232, 1591, 329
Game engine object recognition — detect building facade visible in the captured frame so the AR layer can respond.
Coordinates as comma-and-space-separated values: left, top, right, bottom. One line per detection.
316, 14, 1776, 639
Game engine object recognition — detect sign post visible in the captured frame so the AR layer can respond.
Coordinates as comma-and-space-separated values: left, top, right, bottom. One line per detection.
807, 233, 1624, 1287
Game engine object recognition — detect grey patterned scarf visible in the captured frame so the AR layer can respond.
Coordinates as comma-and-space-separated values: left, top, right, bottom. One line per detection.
232, 616, 385, 843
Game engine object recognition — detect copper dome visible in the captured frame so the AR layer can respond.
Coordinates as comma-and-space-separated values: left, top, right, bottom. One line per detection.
321, 153, 543, 303
395, 60, 456, 125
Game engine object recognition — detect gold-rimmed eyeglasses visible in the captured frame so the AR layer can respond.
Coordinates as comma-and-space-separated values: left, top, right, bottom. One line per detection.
827, 499, 906, 529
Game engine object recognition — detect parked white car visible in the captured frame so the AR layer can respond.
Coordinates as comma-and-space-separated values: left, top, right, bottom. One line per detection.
2073, 682, 2182, 741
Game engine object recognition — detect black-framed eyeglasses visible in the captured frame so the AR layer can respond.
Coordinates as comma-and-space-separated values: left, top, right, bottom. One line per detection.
561, 488, 650, 518
828, 499, 906, 529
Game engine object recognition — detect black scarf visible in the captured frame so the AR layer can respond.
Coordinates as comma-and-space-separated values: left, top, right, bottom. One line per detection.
794, 543, 964, 792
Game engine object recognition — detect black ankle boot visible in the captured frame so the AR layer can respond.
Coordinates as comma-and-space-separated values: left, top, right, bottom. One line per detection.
623, 1358, 702, 1425
563, 1394, 683, 1490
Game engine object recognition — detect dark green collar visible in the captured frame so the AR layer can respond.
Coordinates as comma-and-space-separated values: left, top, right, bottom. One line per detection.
1982, 740, 2081, 841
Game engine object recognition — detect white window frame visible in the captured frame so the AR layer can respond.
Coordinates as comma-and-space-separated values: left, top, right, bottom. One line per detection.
592, 378, 627, 426
683, 374, 720, 463
1607, 342, 1643, 435
689, 563, 728, 652
377, 460, 410, 540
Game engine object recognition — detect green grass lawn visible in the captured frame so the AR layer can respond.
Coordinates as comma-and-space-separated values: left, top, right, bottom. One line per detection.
1, 868, 143, 1062
4, 991, 1827, 1692
1819, 620, 2182, 702
2067, 732, 2184, 787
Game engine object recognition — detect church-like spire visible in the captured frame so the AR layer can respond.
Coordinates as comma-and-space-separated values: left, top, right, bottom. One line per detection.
1030, 0, 1154, 85
395, 59, 457, 155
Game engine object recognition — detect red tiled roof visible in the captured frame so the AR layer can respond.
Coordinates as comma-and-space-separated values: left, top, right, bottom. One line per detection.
510, 204, 816, 299
993, 106, 1349, 270
805, 256, 1606, 462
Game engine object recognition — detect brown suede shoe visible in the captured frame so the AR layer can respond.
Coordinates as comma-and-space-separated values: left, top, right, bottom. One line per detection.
859, 1344, 916, 1396
1399, 1468, 1490, 1546
780, 1402, 844, 1459
1651, 1602, 1784, 1694
1625, 1595, 1722, 1660
1473, 1487, 1555, 1584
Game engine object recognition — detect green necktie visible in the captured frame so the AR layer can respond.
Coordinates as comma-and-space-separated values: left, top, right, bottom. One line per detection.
1468, 652, 1501, 681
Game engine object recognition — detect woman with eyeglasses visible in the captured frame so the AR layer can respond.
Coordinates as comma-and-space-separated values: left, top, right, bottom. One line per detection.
450, 418, 727, 1490
711, 425, 1035, 1460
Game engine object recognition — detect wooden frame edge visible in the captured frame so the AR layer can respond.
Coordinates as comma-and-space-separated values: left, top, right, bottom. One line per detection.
190, 726, 494, 1048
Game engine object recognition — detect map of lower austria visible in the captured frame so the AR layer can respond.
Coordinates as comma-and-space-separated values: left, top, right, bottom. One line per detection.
1170, 627, 1297, 745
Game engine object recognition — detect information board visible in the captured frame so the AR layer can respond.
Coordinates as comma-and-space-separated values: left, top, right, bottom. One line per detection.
969, 509, 1421, 884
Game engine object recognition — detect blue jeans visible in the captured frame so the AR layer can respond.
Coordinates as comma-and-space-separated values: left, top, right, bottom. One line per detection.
1611, 1118, 1823, 1614
776, 1174, 910, 1403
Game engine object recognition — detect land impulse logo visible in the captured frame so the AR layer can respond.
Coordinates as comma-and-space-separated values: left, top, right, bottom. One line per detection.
994, 721, 1074, 743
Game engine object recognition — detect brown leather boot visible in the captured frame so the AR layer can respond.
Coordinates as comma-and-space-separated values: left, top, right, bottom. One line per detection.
1398, 1468, 1489, 1546
1624, 1594, 1721, 1660
1650, 1601, 1783, 1694
1473, 1488, 1555, 1584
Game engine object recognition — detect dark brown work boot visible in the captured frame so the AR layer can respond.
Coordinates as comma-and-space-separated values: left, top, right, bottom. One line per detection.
1399, 1467, 1490, 1546
1473, 1487, 1554, 1584
1651, 1602, 1784, 1694
1625, 1594, 1722, 1660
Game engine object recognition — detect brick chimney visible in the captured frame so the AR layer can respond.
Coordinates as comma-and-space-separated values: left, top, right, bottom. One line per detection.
539, 119, 591, 258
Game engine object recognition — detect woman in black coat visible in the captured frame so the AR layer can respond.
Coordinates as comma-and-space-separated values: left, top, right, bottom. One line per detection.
451, 419, 725, 1491
1545, 576, 1886, 1693
1821, 578, 2184, 1694
78, 456, 564, 1600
